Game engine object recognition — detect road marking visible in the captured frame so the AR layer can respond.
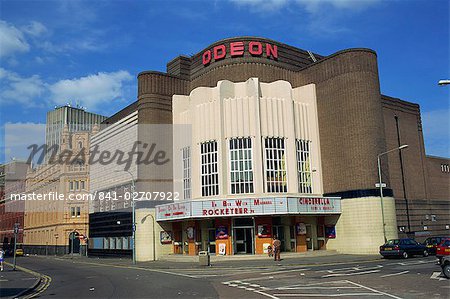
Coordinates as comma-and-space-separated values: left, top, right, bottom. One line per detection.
261, 268, 310, 275
397, 260, 435, 266
322, 269, 381, 278
253, 289, 279, 299
380, 271, 409, 278
345, 280, 403, 299
0, 279, 8, 282
430, 272, 447, 281
273, 293, 383, 297
276, 286, 360, 290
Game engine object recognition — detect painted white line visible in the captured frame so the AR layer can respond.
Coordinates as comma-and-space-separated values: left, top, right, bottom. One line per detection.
0, 279, 8, 282
430, 272, 443, 280
261, 268, 310, 275
273, 293, 382, 297
249, 284, 261, 287
253, 289, 280, 299
276, 286, 360, 290
345, 280, 403, 299
380, 271, 409, 278
245, 287, 255, 291
397, 260, 435, 266
22, 277, 38, 280
322, 270, 381, 278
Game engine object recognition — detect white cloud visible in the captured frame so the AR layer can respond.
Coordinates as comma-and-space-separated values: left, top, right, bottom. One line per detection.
4, 122, 46, 162
0, 68, 46, 107
422, 108, 450, 158
21, 21, 48, 37
0, 20, 30, 57
48, 71, 133, 110
230, 0, 381, 13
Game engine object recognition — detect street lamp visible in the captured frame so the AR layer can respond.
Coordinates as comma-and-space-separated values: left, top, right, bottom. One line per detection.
377, 144, 408, 243
115, 170, 136, 264
438, 79, 450, 86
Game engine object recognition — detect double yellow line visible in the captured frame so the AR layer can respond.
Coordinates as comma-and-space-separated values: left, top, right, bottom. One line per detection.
4, 262, 52, 299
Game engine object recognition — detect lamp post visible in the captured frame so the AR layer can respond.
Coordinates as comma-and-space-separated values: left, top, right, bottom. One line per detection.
377, 144, 408, 243
115, 170, 136, 264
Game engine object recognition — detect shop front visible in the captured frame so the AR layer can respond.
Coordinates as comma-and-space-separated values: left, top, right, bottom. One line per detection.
155, 197, 340, 256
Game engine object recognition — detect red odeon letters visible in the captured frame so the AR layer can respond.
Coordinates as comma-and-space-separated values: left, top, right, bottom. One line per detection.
202, 41, 278, 66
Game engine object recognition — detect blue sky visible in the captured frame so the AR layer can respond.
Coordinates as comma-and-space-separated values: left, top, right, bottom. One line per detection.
0, 0, 448, 162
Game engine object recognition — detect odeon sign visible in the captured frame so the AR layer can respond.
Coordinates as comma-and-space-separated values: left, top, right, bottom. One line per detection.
202, 41, 278, 66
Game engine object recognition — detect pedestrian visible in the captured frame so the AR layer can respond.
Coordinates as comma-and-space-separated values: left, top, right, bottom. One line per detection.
272, 235, 281, 261
0, 248, 4, 271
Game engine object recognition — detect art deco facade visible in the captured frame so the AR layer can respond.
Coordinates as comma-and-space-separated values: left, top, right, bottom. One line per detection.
88, 37, 449, 260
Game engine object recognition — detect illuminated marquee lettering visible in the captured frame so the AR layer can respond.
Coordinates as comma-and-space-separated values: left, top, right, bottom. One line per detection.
202, 41, 278, 65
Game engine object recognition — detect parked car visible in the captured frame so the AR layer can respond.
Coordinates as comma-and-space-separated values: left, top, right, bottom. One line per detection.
423, 236, 448, 255
441, 256, 450, 279
436, 238, 450, 264
380, 238, 428, 259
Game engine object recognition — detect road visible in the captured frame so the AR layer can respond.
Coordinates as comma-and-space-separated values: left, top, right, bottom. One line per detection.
4, 254, 449, 298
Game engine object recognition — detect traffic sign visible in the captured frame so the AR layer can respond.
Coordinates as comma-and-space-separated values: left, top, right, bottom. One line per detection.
375, 183, 386, 188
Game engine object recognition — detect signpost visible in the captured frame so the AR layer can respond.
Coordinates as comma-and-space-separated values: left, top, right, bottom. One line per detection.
13, 223, 19, 271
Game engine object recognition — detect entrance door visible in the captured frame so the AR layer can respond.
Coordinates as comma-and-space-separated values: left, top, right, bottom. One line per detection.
234, 227, 254, 254
69, 232, 80, 254
208, 228, 216, 254
306, 224, 314, 250
273, 226, 285, 251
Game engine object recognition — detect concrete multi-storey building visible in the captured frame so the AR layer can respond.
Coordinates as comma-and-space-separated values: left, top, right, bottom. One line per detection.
88, 37, 449, 260
23, 127, 92, 255
45, 105, 106, 156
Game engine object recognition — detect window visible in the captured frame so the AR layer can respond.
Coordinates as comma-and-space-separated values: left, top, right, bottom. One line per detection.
76, 206, 81, 217
69, 181, 74, 191
80, 180, 85, 190
70, 207, 75, 218
75, 181, 79, 191
182, 147, 191, 199
229, 138, 254, 194
441, 164, 450, 173
201, 141, 219, 196
264, 138, 287, 193
78, 141, 83, 149
296, 139, 312, 194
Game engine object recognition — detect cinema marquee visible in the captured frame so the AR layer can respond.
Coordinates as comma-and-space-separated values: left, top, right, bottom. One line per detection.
202, 41, 278, 66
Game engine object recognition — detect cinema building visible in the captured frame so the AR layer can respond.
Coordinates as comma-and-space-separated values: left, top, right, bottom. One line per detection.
88, 37, 449, 260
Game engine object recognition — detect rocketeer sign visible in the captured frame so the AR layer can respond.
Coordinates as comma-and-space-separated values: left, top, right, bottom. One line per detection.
202, 41, 278, 66
156, 197, 341, 221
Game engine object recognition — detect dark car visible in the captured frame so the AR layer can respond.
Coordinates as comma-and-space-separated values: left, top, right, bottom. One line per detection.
436, 238, 450, 264
441, 256, 450, 278
423, 236, 448, 255
380, 238, 428, 259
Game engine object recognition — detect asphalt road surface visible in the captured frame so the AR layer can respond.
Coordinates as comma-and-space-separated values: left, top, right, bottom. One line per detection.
6, 254, 450, 298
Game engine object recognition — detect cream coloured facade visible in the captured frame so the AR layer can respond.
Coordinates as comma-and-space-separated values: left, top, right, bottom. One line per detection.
173, 78, 323, 199
23, 127, 91, 255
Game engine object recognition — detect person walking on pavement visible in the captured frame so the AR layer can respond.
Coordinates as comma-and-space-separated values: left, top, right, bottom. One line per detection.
0, 248, 5, 271
272, 235, 281, 261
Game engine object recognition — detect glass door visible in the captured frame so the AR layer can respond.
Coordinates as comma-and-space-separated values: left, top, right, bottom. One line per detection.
208, 228, 216, 254
273, 225, 286, 251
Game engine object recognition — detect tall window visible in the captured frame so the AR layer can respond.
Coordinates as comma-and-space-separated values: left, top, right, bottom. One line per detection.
201, 141, 219, 196
230, 138, 254, 194
264, 138, 287, 193
296, 139, 312, 194
182, 147, 191, 199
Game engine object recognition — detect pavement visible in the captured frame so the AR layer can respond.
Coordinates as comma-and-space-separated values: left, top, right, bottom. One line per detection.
4, 252, 450, 298
0, 261, 41, 299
